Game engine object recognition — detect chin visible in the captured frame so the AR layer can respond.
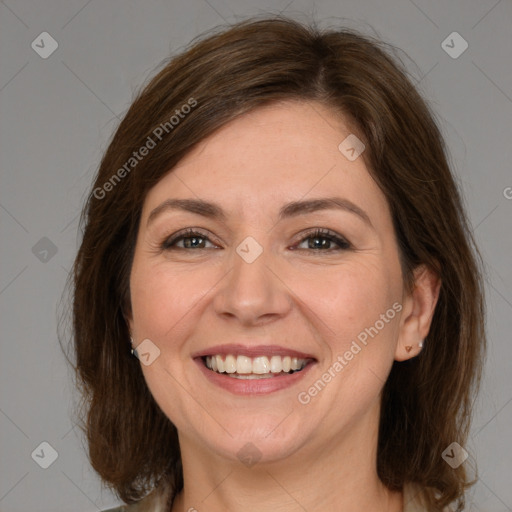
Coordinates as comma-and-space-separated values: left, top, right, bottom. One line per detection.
200, 415, 312, 465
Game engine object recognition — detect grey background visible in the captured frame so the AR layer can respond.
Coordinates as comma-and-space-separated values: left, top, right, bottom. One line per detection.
0, 1, 511, 511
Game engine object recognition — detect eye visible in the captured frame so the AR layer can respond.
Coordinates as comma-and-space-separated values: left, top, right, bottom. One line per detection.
293, 228, 351, 252
161, 227, 351, 252
161, 229, 217, 250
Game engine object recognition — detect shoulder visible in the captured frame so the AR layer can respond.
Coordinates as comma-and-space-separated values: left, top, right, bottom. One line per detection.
100, 505, 137, 512
403, 482, 458, 512
100, 486, 171, 512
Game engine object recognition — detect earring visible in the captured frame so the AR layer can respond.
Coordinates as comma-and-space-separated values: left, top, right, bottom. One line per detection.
130, 337, 137, 357
419, 339, 424, 348
405, 346, 413, 353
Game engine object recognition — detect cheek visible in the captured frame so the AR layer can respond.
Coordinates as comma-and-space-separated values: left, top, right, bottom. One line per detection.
129, 262, 209, 427
130, 259, 210, 334
130, 238, 403, 345
294, 259, 399, 344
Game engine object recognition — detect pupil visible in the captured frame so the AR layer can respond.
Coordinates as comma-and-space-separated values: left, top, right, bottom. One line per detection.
186, 236, 202, 248
310, 237, 328, 249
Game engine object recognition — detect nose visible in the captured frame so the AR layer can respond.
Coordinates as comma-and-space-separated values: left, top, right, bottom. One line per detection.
212, 237, 292, 327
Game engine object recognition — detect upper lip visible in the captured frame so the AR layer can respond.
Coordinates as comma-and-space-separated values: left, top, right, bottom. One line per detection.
192, 344, 317, 360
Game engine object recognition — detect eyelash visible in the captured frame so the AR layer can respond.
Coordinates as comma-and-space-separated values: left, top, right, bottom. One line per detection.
160, 228, 351, 252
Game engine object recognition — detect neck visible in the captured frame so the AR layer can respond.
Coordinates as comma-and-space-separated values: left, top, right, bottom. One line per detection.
170, 403, 403, 512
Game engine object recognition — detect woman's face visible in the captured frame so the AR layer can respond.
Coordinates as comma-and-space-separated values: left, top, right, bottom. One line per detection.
128, 100, 408, 464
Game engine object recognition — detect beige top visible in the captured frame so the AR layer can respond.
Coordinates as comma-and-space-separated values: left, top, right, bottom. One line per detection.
102, 482, 454, 511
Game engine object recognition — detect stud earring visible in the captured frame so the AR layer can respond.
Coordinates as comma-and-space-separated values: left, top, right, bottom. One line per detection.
419, 339, 424, 348
130, 337, 137, 357
405, 345, 413, 353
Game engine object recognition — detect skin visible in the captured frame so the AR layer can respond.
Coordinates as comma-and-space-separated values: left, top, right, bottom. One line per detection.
127, 100, 441, 512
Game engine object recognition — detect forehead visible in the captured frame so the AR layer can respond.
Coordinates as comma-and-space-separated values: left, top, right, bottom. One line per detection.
141, 100, 390, 226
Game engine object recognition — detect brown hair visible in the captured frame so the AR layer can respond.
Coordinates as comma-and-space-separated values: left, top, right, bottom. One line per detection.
61, 15, 486, 511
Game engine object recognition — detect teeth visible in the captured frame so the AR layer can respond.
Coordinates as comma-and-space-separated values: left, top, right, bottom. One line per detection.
204, 354, 310, 375
236, 355, 252, 374
227, 373, 275, 380
269, 355, 282, 373
252, 356, 270, 374
224, 354, 236, 373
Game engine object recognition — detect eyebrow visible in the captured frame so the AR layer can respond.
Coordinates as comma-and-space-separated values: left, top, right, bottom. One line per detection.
147, 196, 373, 228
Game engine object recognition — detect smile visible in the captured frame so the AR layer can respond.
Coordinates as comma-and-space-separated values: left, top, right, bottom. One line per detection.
193, 344, 317, 395
203, 354, 312, 379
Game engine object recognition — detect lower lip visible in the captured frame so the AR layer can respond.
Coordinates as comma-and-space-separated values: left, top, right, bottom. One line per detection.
194, 358, 316, 395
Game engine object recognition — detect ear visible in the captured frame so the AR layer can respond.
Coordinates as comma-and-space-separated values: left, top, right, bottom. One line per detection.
121, 296, 134, 339
395, 264, 441, 361
125, 312, 134, 339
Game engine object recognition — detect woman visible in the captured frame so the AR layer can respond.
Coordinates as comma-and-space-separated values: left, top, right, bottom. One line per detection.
67, 16, 486, 512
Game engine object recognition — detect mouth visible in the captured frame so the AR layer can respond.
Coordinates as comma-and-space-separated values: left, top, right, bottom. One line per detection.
192, 343, 318, 397
192, 344, 317, 394
201, 354, 314, 379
